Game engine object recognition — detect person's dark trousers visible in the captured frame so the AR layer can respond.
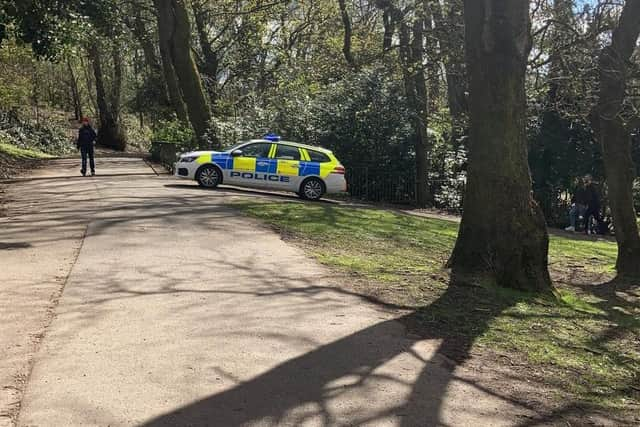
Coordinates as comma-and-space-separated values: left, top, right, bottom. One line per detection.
584, 206, 601, 234
80, 144, 95, 175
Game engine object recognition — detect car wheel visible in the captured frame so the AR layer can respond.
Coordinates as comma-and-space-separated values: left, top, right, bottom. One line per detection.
196, 165, 221, 188
299, 178, 324, 201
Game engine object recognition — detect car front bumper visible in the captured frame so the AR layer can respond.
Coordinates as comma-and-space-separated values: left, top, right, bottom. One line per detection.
174, 161, 198, 180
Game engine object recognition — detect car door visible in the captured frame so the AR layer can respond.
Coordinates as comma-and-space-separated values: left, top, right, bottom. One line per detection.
226, 142, 274, 188
271, 144, 303, 191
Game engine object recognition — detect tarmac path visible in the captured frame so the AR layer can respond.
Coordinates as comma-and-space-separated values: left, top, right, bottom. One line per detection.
1, 157, 541, 426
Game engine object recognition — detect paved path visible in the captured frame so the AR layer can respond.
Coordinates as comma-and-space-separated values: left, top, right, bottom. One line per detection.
1, 157, 540, 426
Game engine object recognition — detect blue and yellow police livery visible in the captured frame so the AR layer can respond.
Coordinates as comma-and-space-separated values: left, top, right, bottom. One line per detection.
174, 135, 347, 200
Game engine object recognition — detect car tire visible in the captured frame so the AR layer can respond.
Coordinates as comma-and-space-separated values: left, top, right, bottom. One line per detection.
299, 177, 325, 201
196, 165, 221, 189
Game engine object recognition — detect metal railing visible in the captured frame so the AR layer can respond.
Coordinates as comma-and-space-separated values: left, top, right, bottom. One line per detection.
346, 167, 417, 204
345, 166, 464, 209
150, 141, 178, 173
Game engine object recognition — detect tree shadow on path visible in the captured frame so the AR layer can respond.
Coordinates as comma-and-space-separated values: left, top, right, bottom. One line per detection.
142, 282, 530, 426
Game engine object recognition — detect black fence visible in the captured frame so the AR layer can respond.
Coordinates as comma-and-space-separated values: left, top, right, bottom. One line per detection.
346, 167, 416, 204
345, 166, 459, 208
150, 141, 178, 172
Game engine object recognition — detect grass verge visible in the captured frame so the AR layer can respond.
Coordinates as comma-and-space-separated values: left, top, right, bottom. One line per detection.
0, 142, 55, 160
235, 200, 639, 414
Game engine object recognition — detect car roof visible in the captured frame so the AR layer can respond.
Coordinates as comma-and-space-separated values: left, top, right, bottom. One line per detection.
243, 139, 333, 154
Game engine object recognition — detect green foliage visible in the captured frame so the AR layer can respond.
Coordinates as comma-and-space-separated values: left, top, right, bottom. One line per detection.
0, 110, 73, 155
0, 39, 34, 109
151, 119, 196, 151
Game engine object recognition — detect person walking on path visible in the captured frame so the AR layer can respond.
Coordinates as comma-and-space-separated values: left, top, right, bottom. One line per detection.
77, 117, 97, 176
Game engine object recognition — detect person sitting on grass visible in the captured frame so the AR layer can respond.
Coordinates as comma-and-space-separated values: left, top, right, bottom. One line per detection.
76, 117, 97, 176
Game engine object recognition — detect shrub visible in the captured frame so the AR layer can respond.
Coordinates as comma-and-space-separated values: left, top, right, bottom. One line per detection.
151, 119, 196, 151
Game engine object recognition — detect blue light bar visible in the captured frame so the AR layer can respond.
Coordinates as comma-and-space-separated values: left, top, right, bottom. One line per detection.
264, 133, 281, 142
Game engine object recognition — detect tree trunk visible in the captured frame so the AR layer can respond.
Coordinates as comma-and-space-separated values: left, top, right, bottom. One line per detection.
87, 41, 126, 151
447, 0, 553, 292
154, 0, 189, 123
111, 44, 123, 120
592, 0, 640, 278
66, 59, 82, 120
432, 0, 467, 148
192, 0, 219, 104
398, 2, 430, 207
338, 0, 356, 68
155, 0, 215, 147
132, 10, 162, 76
129, 8, 171, 107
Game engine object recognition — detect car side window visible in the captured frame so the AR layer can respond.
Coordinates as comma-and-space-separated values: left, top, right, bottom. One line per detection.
308, 150, 330, 163
275, 145, 301, 161
240, 143, 271, 158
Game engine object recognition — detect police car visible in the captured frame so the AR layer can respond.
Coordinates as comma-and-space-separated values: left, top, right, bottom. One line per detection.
174, 135, 347, 200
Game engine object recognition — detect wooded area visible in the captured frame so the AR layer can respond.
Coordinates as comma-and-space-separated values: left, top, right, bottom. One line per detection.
1, 0, 640, 289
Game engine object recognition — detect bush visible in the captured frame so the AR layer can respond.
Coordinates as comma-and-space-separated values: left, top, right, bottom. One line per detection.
0, 110, 73, 155
151, 119, 196, 151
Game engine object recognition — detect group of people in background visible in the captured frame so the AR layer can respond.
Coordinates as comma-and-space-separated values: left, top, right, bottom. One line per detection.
565, 175, 603, 234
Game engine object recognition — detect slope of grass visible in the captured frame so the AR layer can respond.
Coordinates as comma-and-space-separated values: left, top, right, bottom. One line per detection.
0, 141, 55, 159
235, 201, 639, 412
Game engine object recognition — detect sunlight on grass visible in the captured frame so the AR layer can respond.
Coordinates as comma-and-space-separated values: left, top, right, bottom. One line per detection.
235, 201, 639, 411
0, 142, 54, 159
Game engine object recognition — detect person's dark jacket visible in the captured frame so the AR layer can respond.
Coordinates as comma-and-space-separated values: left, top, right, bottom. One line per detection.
77, 125, 97, 148
571, 187, 588, 205
584, 183, 600, 210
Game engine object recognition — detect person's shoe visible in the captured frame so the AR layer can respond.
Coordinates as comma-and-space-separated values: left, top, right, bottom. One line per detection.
91, 170, 95, 176
81, 170, 86, 176
564, 226, 575, 232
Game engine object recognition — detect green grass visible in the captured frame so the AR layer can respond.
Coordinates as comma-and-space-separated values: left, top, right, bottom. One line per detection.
236, 201, 639, 412
0, 142, 54, 159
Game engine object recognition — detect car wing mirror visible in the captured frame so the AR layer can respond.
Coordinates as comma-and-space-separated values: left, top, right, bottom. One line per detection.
231, 149, 243, 157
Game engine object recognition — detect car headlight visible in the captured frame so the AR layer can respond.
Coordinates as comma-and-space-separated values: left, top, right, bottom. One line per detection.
179, 156, 198, 163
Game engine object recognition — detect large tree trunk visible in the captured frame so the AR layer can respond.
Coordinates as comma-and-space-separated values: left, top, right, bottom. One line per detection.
87, 41, 126, 151
592, 0, 640, 278
192, 0, 220, 104
447, 0, 553, 292
154, 0, 189, 123
398, 3, 430, 207
155, 0, 215, 147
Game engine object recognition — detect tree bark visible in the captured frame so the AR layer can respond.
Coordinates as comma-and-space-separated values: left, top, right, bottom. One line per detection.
432, 0, 467, 148
154, 0, 189, 123
192, 0, 219, 104
592, 0, 640, 278
66, 59, 82, 120
132, 9, 162, 75
155, 0, 215, 146
397, 2, 431, 207
87, 41, 126, 151
447, 0, 553, 292
338, 0, 356, 68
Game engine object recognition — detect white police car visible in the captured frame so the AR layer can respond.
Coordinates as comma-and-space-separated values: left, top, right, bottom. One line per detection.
174, 135, 347, 200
